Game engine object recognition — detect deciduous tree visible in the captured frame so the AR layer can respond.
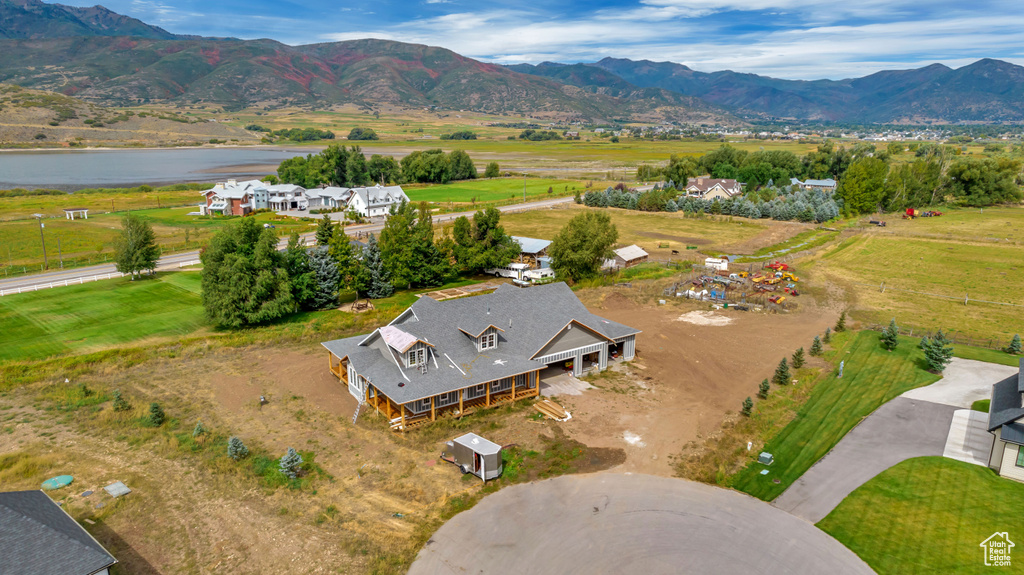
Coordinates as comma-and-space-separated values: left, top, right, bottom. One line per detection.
548, 211, 618, 283
113, 213, 160, 279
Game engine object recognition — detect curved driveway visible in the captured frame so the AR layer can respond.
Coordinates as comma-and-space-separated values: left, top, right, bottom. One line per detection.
409, 473, 873, 575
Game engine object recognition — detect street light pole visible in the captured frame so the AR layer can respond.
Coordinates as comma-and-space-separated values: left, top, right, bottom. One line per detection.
33, 214, 48, 270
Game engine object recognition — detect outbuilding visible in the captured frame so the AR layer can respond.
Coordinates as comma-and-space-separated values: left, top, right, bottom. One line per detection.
705, 257, 729, 271
611, 245, 649, 269
446, 433, 503, 481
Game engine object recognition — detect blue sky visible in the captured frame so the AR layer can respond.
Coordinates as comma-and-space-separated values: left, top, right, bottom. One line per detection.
60, 0, 1024, 79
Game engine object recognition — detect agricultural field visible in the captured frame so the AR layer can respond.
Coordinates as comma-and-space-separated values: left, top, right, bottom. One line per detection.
818, 457, 1023, 574
811, 221, 1024, 341
730, 331, 941, 501
0, 272, 208, 361
0, 185, 207, 222
499, 205, 811, 260
406, 177, 587, 206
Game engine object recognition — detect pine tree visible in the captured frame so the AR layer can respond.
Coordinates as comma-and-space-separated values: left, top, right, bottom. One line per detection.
148, 402, 165, 426
315, 214, 335, 246
880, 318, 900, 351
357, 235, 393, 299
192, 420, 206, 438
112, 389, 130, 412
285, 231, 315, 308
920, 336, 930, 349
810, 336, 823, 356
792, 347, 805, 369
773, 357, 791, 386
835, 311, 847, 332
923, 330, 954, 372
823, 327, 832, 344
741, 397, 753, 416
308, 246, 340, 310
328, 224, 359, 292
279, 447, 304, 479
113, 213, 160, 279
758, 379, 770, 399
228, 436, 249, 461
1008, 334, 1022, 355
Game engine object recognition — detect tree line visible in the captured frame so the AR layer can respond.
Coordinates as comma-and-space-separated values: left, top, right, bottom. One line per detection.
273, 145, 478, 189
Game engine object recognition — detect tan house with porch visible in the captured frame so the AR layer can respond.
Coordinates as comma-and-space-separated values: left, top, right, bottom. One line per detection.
322, 283, 639, 431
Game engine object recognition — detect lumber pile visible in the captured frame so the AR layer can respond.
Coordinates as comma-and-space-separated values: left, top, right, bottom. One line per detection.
535, 399, 571, 422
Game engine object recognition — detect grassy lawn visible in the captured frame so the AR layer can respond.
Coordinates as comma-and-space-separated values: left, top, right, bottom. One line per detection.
953, 345, 1022, 367
818, 457, 1023, 574
813, 231, 1024, 341
0, 185, 205, 222
730, 330, 941, 501
0, 271, 208, 361
406, 177, 586, 205
499, 205, 774, 255
971, 399, 990, 413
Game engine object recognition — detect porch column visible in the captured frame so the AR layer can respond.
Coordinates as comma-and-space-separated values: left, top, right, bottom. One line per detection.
535, 370, 541, 397
401, 404, 406, 429
486, 382, 491, 407
599, 345, 608, 371
431, 396, 436, 421
573, 351, 583, 377
459, 388, 464, 415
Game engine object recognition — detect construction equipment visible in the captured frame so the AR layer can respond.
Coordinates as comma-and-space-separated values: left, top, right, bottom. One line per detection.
781, 272, 799, 282
766, 261, 789, 271
783, 287, 800, 296
737, 271, 749, 278
768, 295, 786, 304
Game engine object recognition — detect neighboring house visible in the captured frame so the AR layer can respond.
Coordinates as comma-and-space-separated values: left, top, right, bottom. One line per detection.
314, 186, 354, 210
564, 131, 579, 138
346, 185, 410, 218
0, 490, 118, 575
988, 358, 1024, 482
512, 236, 551, 267
200, 179, 266, 216
266, 184, 309, 211
685, 178, 743, 200
604, 245, 649, 270
322, 283, 639, 430
790, 178, 837, 193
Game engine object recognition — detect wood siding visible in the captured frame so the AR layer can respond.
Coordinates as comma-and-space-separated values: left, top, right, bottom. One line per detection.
537, 323, 606, 358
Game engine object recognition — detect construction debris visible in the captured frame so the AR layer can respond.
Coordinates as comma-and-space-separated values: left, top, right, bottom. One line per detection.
534, 399, 571, 422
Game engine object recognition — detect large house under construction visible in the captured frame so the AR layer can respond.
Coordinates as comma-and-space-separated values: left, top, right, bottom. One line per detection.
322, 283, 639, 430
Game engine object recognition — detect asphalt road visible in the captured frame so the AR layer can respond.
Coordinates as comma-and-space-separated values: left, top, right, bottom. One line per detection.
409, 473, 874, 575
0, 195, 574, 293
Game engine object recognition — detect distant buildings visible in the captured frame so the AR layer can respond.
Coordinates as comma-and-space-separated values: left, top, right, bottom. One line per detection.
201, 180, 408, 218
684, 178, 743, 200
789, 178, 837, 193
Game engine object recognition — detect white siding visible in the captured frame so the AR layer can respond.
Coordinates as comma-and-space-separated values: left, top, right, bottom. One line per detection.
998, 443, 1024, 483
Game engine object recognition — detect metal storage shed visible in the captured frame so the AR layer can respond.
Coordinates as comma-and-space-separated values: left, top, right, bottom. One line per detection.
446, 433, 503, 481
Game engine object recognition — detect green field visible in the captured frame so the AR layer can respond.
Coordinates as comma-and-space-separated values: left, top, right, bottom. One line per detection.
0, 206, 312, 271
814, 229, 1024, 341
0, 272, 208, 361
0, 185, 209, 222
819, 457, 1023, 574
499, 205, 780, 256
406, 178, 586, 205
730, 331, 941, 501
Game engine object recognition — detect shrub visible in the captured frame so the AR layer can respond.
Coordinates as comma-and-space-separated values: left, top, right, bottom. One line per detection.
823, 326, 832, 344
741, 397, 753, 416
148, 402, 165, 426
192, 420, 206, 438
1007, 334, 1022, 355
228, 436, 249, 461
279, 447, 304, 479
112, 389, 131, 412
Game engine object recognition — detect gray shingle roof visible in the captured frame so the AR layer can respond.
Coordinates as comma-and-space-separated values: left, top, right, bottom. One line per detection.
322, 282, 639, 404
352, 185, 409, 207
988, 368, 1024, 432
1001, 422, 1024, 446
0, 490, 117, 575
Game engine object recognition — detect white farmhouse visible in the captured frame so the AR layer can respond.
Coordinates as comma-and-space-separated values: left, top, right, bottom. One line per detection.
346, 185, 410, 218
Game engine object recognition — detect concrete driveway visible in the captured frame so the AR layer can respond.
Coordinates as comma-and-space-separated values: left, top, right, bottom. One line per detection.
774, 358, 1017, 523
409, 473, 874, 575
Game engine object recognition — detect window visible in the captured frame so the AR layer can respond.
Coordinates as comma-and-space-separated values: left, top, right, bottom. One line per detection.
1017, 445, 1024, 468
437, 391, 459, 407
515, 373, 533, 389
480, 332, 497, 351
411, 398, 431, 413
467, 384, 486, 399
407, 347, 426, 367
491, 378, 512, 393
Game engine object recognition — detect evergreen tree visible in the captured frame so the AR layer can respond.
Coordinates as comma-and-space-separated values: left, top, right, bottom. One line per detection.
1007, 334, 1022, 355
148, 402, 165, 426
758, 379, 770, 399
773, 357, 791, 386
112, 389, 130, 412
315, 214, 335, 246
880, 318, 900, 351
741, 397, 753, 416
284, 232, 315, 309
193, 420, 206, 438
792, 347, 805, 369
411, 202, 452, 287
923, 330, 954, 372
201, 217, 296, 328
920, 336, 930, 349
279, 447, 304, 479
328, 224, 359, 292
113, 213, 161, 279
484, 161, 500, 178
810, 336, 823, 356
228, 436, 249, 461
823, 327, 832, 344
379, 201, 418, 288
835, 311, 847, 332
308, 246, 341, 309
356, 235, 393, 299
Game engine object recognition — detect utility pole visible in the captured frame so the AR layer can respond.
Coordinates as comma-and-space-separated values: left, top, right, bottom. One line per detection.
523, 172, 526, 203
57, 236, 63, 268
33, 214, 48, 270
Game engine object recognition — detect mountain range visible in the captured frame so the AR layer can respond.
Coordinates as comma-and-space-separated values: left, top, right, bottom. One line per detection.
1, 0, 1023, 125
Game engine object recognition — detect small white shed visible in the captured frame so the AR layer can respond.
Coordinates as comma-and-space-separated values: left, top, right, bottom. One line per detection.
705, 257, 729, 271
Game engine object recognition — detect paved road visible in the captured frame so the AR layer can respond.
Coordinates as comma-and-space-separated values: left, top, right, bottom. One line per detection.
774, 358, 1017, 523
0, 196, 574, 293
409, 473, 874, 575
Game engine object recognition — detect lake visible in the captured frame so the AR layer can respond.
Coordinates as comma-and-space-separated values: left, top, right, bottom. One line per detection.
0, 147, 320, 190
